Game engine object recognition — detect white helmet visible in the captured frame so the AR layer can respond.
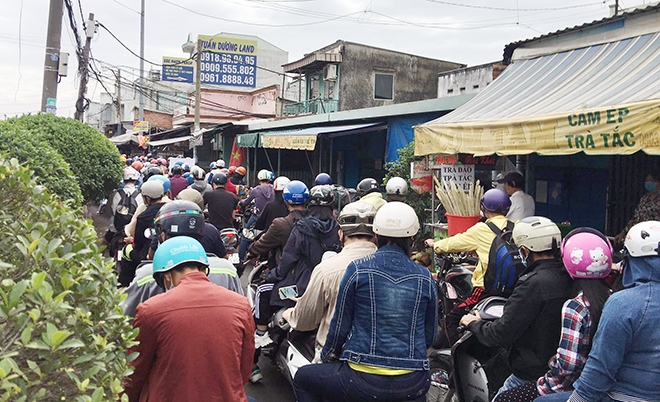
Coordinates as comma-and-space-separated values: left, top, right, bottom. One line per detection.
624, 221, 660, 257
257, 169, 271, 181
338, 201, 376, 237
512, 216, 561, 252
386, 177, 408, 196
273, 176, 291, 191
373, 201, 419, 238
216, 159, 226, 168
123, 167, 140, 181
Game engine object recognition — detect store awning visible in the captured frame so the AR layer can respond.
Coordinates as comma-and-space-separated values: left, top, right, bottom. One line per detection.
108, 132, 138, 145
260, 123, 382, 151
415, 32, 660, 156
148, 136, 192, 146
236, 132, 259, 148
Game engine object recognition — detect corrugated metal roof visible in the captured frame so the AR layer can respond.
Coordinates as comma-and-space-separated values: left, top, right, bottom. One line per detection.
433, 32, 660, 124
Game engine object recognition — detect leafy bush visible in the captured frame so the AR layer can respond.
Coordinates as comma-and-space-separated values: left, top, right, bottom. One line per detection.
0, 157, 136, 401
0, 123, 82, 205
3, 114, 123, 201
383, 142, 433, 248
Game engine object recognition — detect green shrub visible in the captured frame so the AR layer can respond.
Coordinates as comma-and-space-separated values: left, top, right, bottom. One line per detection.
4, 114, 123, 201
0, 157, 136, 401
0, 122, 83, 205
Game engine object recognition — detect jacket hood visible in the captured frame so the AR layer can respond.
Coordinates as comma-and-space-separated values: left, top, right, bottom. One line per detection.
623, 255, 660, 287
298, 215, 338, 237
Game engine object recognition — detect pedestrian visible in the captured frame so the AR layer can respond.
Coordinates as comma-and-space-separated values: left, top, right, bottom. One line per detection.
614, 171, 660, 244
497, 171, 535, 222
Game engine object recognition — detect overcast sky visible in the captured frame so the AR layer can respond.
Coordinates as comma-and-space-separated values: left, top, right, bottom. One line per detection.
0, 0, 644, 118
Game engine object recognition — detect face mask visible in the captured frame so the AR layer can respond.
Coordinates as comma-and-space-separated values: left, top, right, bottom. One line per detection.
645, 181, 658, 192
518, 249, 528, 267
165, 274, 175, 291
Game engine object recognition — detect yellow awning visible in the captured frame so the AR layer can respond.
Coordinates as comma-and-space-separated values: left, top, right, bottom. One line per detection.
415, 99, 660, 156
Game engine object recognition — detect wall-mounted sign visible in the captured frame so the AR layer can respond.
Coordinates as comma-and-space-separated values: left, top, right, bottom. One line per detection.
162, 57, 194, 83
133, 120, 150, 132
198, 35, 257, 88
441, 163, 475, 192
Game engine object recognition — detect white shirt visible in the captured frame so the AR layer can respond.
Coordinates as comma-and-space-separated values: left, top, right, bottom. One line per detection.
507, 190, 535, 222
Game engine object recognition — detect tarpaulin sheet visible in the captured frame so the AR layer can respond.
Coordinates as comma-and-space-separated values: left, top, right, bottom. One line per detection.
386, 114, 442, 162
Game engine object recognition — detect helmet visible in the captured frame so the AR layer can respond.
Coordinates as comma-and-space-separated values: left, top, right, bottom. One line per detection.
183, 172, 194, 185
140, 180, 165, 199
209, 162, 217, 169
512, 216, 561, 252
624, 221, 660, 257
183, 164, 190, 172
191, 166, 205, 180
357, 178, 380, 196
216, 159, 226, 168
148, 175, 172, 194
176, 188, 204, 210
153, 237, 209, 289
273, 176, 291, 191
561, 228, 613, 278
126, 158, 134, 166
480, 189, 511, 214
315, 173, 332, 186
220, 168, 229, 175
171, 165, 183, 175
212, 172, 228, 185
175, 161, 184, 166
123, 167, 140, 181
338, 201, 376, 237
308, 185, 335, 207
159, 158, 168, 166
269, 171, 276, 182
154, 200, 205, 239
131, 160, 143, 171
283, 180, 309, 205
150, 159, 158, 165
228, 166, 237, 175
373, 201, 419, 237
120, 155, 127, 163
257, 169, 271, 182
144, 166, 163, 181
236, 166, 247, 176
385, 177, 408, 196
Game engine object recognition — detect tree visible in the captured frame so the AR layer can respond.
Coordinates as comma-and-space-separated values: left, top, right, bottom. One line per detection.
0, 157, 136, 401
3, 114, 124, 201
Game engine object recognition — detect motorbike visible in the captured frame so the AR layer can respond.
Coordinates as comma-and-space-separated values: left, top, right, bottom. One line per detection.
219, 227, 241, 270
427, 296, 510, 402
246, 261, 316, 386
435, 252, 477, 321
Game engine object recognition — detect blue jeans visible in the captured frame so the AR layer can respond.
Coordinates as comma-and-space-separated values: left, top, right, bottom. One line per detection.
239, 214, 258, 261
534, 391, 571, 402
294, 362, 429, 402
494, 374, 530, 400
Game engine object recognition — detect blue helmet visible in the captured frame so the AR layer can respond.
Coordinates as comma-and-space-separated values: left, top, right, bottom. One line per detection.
283, 180, 309, 205
480, 189, 511, 214
153, 236, 208, 289
148, 175, 172, 194
182, 172, 194, 185
315, 173, 332, 186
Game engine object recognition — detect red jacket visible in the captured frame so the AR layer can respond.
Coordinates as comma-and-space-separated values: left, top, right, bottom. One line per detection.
124, 271, 254, 401
225, 180, 237, 195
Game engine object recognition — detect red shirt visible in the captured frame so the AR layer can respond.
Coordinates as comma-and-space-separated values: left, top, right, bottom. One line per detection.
225, 180, 237, 195
124, 271, 255, 402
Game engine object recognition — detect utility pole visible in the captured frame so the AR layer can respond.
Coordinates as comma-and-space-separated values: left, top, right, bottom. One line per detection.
116, 69, 122, 137
139, 0, 145, 121
193, 38, 202, 162
41, 0, 64, 113
74, 13, 95, 121
614, 0, 619, 15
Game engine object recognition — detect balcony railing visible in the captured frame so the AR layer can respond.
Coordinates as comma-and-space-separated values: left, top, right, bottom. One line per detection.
284, 98, 338, 116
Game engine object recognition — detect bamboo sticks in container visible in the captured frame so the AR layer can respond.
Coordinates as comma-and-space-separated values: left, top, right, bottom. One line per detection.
433, 176, 484, 216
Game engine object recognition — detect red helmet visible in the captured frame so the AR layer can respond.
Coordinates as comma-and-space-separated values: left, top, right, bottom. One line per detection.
131, 160, 143, 171
228, 166, 237, 175
150, 159, 158, 165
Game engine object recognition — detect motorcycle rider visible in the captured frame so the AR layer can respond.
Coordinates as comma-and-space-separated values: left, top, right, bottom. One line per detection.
294, 202, 437, 402
282, 202, 378, 361
357, 177, 387, 210
169, 164, 190, 198
459, 216, 572, 397
316, 172, 351, 216
238, 169, 275, 261
254, 176, 290, 232
203, 172, 239, 231
426, 188, 513, 347
190, 166, 212, 195
385, 176, 408, 202
495, 228, 613, 402
124, 236, 256, 402
106, 167, 143, 258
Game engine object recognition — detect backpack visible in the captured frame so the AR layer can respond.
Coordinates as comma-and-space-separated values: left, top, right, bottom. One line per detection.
113, 189, 139, 232
483, 221, 525, 297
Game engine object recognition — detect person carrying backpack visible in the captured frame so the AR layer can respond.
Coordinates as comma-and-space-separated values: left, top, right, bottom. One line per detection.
426, 188, 517, 347
459, 216, 573, 398
106, 167, 143, 258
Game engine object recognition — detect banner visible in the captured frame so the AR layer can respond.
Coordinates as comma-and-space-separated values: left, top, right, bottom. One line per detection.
198, 35, 257, 88
414, 99, 660, 156
261, 134, 317, 151
410, 159, 432, 194
229, 137, 246, 167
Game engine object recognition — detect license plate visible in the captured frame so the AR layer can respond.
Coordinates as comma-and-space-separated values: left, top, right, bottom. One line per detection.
229, 253, 240, 264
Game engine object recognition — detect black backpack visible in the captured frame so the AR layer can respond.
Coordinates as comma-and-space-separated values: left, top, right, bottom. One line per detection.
113, 190, 139, 232
483, 221, 525, 297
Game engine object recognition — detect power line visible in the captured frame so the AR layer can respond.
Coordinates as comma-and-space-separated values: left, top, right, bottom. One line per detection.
424, 0, 605, 12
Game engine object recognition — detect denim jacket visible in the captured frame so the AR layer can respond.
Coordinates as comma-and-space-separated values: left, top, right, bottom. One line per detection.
569, 256, 660, 402
322, 245, 438, 371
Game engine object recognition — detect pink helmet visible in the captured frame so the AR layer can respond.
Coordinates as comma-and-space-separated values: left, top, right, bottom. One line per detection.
561, 228, 613, 279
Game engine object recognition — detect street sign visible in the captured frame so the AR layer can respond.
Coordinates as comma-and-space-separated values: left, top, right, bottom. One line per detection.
198, 35, 257, 88
133, 120, 150, 132
45, 97, 56, 114
162, 57, 194, 83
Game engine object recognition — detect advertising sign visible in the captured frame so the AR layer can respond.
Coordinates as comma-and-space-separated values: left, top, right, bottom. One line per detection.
410, 159, 432, 194
198, 35, 257, 88
440, 163, 474, 192
133, 121, 150, 132
162, 57, 194, 83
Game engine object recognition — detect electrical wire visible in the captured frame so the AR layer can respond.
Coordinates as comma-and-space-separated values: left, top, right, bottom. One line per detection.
424, 0, 605, 12
14, 0, 24, 101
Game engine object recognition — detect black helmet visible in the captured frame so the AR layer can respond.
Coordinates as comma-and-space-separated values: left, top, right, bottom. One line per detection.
308, 185, 336, 207
171, 165, 183, 175
144, 166, 163, 181
212, 172, 228, 185
154, 200, 205, 239
357, 178, 379, 196
315, 173, 332, 185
